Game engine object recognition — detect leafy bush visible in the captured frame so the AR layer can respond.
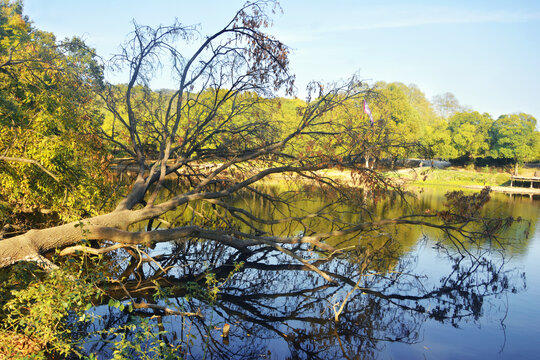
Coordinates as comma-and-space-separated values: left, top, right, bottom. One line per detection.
0, 261, 100, 359
0, 256, 243, 359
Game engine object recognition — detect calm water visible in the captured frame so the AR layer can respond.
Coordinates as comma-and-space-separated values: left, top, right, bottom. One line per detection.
90, 187, 540, 359
379, 190, 540, 359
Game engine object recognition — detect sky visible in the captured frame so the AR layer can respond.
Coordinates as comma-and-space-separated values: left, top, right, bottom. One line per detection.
23, 0, 540, 121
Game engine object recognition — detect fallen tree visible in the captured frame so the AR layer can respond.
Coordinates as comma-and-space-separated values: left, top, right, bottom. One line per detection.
0, 0, 519, 275
0, 1, 390, 269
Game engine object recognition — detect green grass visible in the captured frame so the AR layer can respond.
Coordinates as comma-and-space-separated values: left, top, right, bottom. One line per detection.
388, 168, 511, 187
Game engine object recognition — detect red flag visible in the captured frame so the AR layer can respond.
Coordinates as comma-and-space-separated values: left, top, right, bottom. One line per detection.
363, 99, 374, 125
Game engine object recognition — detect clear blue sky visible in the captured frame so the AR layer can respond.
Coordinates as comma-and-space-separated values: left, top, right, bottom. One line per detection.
23, 0, 540, 121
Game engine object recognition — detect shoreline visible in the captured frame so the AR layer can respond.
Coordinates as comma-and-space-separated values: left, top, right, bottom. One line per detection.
390, 167, 539, 195
110, 161, 540, 196
461, 184, 540, 195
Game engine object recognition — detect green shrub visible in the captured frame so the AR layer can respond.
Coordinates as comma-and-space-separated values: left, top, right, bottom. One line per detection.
0, 262, 100, 359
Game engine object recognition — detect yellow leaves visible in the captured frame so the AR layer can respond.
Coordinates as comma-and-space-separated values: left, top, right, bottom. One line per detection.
0, 5, 111, 219
6, 12, 25, 30
0, 3, 31, 51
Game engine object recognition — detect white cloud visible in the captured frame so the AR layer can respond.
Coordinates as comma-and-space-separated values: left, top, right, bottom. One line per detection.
328, 11, 540, 32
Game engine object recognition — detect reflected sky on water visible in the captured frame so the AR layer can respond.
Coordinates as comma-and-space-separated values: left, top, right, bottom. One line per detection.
89, 187, 540, 359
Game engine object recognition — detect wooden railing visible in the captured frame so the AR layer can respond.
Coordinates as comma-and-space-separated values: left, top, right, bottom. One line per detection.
510, 175, 540, 188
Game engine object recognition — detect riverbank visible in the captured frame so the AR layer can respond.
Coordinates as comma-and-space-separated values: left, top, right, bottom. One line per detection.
390, 167, 510, 186
110, 158, 540, 195
389, 167, 540, 195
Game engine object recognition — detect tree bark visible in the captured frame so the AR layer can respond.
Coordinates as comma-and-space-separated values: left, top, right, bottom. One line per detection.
0, 210, 133, 268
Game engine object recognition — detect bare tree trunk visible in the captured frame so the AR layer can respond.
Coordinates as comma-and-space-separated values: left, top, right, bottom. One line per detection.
0, 211, 133, 268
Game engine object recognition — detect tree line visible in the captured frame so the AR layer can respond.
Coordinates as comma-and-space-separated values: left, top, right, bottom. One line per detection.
102, 82, 540, 165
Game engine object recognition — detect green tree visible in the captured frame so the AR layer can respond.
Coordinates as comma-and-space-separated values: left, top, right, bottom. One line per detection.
423, 117, 458, 159
397, 83, 455, 159
401, 84, 436, 132
448, 111, 493, 160
490, 113, 539, 173
0, 0, 114, 228
370, 82, 423, 159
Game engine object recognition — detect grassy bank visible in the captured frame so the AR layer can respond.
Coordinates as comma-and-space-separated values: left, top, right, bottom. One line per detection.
388, 167, 512, 187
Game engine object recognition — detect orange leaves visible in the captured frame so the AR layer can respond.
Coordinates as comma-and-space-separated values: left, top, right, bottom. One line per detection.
0, 331, 44, 359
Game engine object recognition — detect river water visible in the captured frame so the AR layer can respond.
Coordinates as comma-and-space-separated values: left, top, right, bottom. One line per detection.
376, 189, 540, 359
89, 186, 540, 359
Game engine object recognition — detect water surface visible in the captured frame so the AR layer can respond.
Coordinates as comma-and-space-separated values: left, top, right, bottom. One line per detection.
90, 186, 540, 359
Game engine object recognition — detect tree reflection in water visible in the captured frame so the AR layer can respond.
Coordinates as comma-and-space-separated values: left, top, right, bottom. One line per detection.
86, 220, 525, 360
